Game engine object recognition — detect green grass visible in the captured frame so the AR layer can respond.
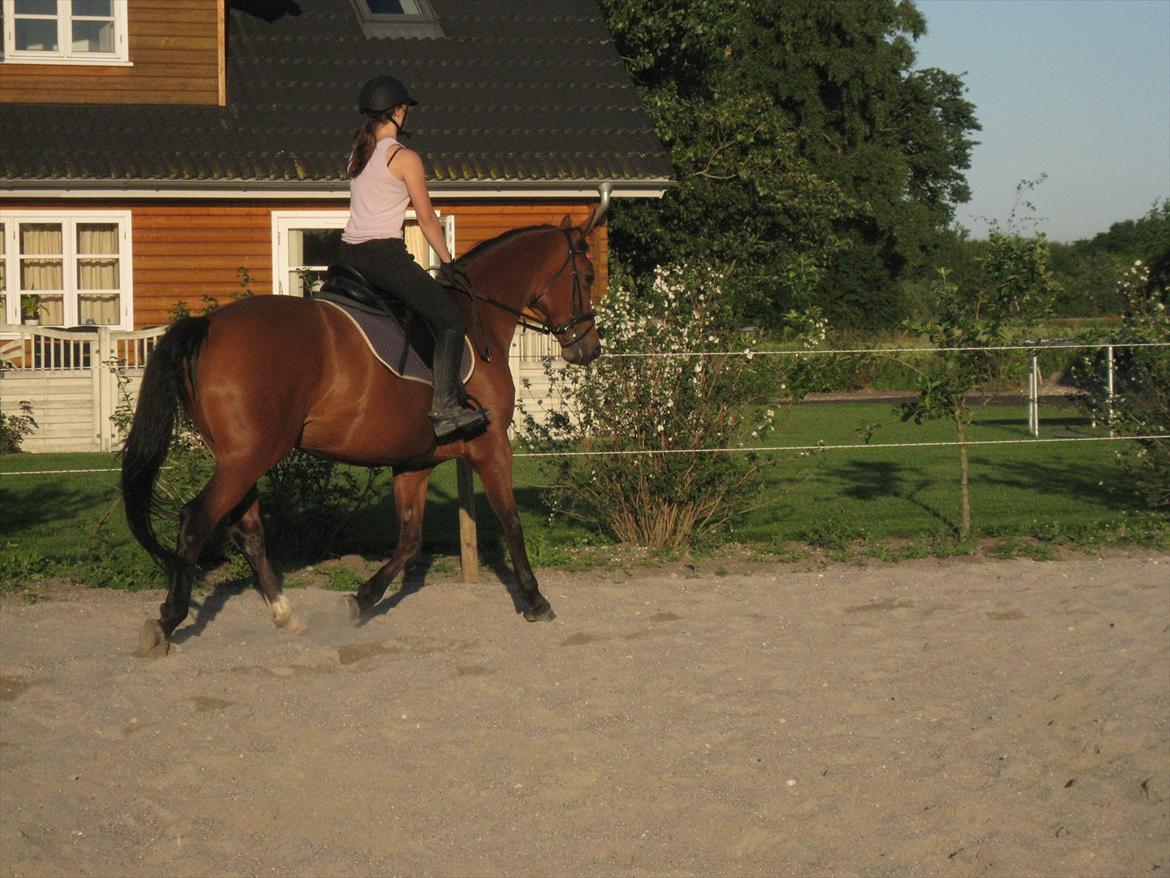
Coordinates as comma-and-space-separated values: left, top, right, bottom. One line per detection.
1, 400, 1164, 590
735, 400, 1147, 544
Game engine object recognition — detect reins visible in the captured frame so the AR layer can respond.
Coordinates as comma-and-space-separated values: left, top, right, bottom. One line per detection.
449, 229, 596, 356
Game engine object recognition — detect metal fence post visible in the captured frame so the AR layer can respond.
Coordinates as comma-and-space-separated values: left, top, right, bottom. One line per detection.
1106, 344, 1115, 438
1028, 352, 1039, 437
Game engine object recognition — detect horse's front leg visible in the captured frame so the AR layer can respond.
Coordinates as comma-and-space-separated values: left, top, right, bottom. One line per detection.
471, 444, 554, 622
348, 467, 432, 618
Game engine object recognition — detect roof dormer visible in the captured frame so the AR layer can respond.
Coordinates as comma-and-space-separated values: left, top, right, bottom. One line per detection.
351, 0, 443, 39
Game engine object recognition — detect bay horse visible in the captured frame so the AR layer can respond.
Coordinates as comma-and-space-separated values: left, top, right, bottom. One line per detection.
121, 214, 602, 655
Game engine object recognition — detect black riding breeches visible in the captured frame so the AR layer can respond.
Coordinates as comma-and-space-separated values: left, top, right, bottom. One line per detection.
338, 238, 466, 338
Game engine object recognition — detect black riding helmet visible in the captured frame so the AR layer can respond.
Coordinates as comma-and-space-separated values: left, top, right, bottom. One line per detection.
358, 75, 418, 115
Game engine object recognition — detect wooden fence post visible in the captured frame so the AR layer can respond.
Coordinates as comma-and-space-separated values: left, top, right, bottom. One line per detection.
456, 459, 479, 583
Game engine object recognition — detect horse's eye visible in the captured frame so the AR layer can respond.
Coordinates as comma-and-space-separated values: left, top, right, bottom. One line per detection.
585, 273, 595, 286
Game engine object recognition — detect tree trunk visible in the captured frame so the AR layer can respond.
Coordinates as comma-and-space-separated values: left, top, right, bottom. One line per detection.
955, 413, 971, 538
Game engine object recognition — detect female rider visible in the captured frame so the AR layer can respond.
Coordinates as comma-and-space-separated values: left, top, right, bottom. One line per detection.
338, 75, 489, 441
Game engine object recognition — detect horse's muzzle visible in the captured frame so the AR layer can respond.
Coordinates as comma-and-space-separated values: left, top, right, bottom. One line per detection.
562, 331, 601, 366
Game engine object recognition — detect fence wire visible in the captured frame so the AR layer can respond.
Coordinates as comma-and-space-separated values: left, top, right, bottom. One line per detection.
4, 340, 1166, 475
599, 340, 1170, 358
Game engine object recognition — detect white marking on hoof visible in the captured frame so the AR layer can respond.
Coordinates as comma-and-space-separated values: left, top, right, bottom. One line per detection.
269, 594, 293, 628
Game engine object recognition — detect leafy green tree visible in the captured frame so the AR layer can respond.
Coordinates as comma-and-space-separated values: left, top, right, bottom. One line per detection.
599, 0, 979, 328
1046, 201, 1170, 316
1071, 206, 1170, 510
900, 231, 1060, 537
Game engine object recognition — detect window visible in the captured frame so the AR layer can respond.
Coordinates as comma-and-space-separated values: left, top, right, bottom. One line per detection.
0, 212, 133, 330
350, 0, 442, 39
2, 0, 130, 65
272, 211, 452, 297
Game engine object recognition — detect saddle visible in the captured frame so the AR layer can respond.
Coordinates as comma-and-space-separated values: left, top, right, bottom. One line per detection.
311, 264, 475, 391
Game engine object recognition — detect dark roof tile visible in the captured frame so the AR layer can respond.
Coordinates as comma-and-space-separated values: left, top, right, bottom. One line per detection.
0, 0, 672, 189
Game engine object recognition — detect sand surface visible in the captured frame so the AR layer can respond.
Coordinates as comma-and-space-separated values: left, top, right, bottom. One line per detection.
2, 553, 1168, 877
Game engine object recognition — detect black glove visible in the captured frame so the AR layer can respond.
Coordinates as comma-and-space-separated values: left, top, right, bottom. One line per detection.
438, 262, 475, 296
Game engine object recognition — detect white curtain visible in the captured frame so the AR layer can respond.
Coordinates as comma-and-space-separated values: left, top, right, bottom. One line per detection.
19, 224, 64, 324
287, 229, 306, 296
1, 223, 7, 325
404, 221, 433, 269
77, 224, 120, 325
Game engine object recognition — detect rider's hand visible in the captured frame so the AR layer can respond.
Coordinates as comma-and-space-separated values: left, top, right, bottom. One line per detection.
438, 262, 475, 296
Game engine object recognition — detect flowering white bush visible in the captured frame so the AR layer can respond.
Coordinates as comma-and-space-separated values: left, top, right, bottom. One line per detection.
1076, 260, 1170, 510
518, 263, 785, 548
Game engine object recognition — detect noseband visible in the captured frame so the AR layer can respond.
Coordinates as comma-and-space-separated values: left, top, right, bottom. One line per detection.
453, 229, 596, 348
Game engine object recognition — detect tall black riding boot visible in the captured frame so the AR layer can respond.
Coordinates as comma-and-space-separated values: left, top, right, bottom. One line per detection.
428, 329, 489, 440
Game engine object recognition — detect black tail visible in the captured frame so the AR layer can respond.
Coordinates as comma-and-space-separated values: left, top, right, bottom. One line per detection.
120, 316, 211, 571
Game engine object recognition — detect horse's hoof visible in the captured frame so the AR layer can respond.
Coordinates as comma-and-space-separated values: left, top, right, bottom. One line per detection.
269, 594, 294, 628
523, 598, 556, 623
136, 620, 170, 658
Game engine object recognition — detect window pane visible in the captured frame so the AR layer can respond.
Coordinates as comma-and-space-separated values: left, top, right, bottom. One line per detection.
15, 0, 57, 14
15, 19, 58, 52
35, 296, 65, 325
366, 0, 423, 14
301, 228, 341, 266
20, 224, 63, 257
77, 225, 120, 293
20, 224, 64, 296
288, 270, 325, 297
77, 258, 118, 290
79, 294, 119, 325
1, 224, 6, 324
72, 0, 112, 16
21, 260, 63, 291
72, 19, 114, 53
78, 223, 118, 255
404, 221, 431, 268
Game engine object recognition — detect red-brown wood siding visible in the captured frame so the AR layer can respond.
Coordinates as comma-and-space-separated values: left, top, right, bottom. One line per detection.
6, 199, 609, 329
0, 0, 222, 106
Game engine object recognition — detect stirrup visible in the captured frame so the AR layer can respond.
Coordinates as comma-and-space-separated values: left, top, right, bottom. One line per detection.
430, 404, 490, 441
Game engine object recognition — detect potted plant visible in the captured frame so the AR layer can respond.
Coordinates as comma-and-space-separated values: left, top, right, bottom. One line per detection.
20, 294, 45, 325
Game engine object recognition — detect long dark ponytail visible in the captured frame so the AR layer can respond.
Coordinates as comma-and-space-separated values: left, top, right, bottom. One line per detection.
347, 110, 396, 178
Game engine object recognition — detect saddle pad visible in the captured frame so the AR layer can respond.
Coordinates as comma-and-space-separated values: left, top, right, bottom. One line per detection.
318, 298, 475, 387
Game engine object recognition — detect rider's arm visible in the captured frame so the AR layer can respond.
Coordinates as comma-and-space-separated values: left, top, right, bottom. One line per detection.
393, 148, 454, 264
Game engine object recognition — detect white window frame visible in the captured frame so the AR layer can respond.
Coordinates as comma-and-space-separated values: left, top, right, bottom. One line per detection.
2, 0, 131, 66
0, 209, 134, 331
271, 210, 454, 296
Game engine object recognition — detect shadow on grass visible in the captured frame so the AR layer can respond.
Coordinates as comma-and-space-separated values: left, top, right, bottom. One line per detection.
0, 478, 118, 534
972, 454, 1139, 511
824, 458, 958, 534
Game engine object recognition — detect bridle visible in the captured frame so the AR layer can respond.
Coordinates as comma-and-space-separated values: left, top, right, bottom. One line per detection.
455, 229, 596, 349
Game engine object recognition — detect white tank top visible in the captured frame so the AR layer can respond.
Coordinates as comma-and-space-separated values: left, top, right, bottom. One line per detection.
342, 137, 410, 243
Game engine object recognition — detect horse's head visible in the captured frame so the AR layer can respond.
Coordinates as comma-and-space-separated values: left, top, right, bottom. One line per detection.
526, 217, 602, 366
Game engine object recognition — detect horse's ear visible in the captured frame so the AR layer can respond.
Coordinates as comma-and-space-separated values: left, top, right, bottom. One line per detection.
558, 214, 573, 229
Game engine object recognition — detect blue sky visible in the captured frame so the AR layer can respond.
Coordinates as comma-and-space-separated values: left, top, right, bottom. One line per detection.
913, 0, 1170, 242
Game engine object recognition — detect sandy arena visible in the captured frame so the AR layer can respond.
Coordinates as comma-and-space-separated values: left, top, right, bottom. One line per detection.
1, 553, 1167, 877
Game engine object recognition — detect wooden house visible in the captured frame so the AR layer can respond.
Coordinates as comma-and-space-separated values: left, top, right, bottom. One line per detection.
0, 0, 672, 450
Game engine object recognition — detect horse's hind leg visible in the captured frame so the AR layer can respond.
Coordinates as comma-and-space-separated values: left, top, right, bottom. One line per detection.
140, 464, 269, 656
228, 489, 304, 633
348, 468, 432, 618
